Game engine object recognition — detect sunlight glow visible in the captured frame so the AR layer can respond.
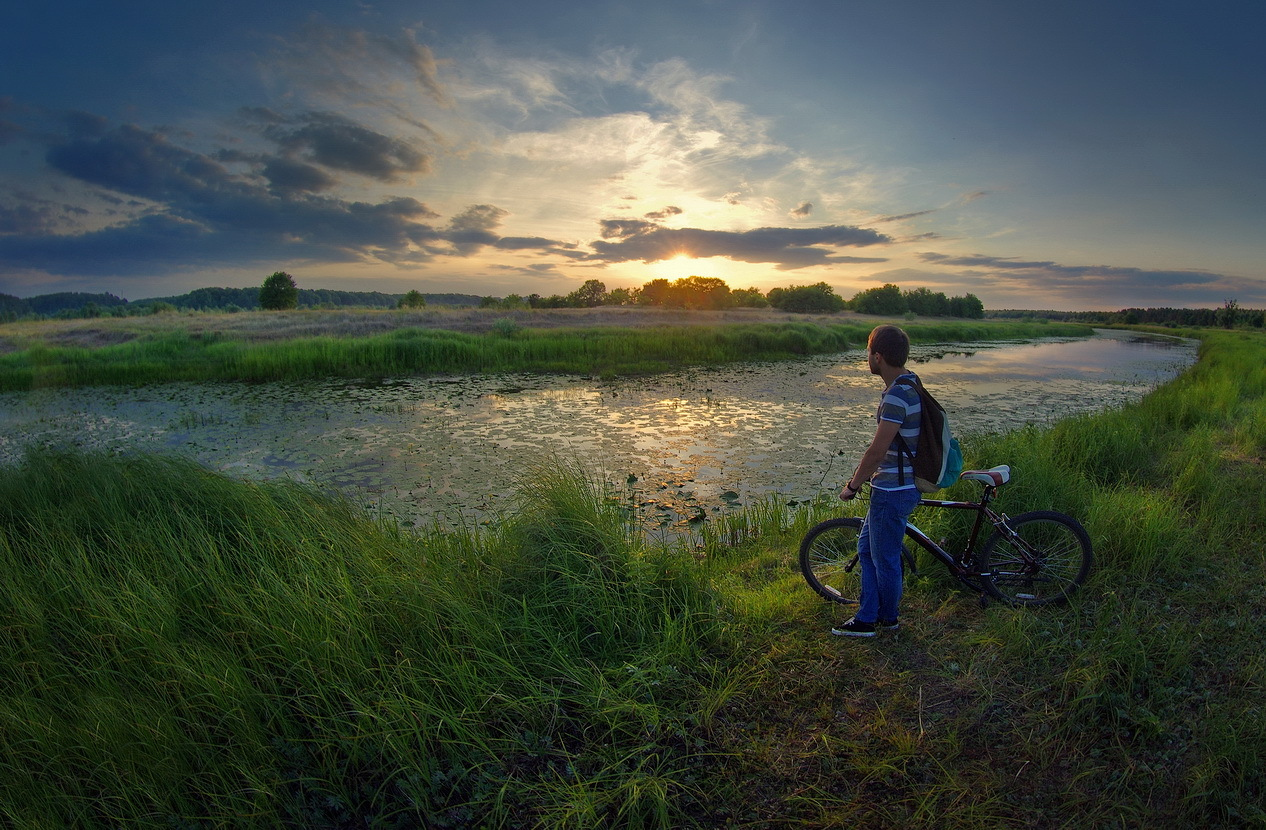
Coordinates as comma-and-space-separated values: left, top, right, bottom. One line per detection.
649, 254, 699, 282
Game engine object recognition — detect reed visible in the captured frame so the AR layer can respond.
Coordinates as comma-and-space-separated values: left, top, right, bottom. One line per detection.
0, 318, 1091, 391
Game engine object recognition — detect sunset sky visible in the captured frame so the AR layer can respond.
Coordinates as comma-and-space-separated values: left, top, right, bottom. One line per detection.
2, 0, 1263, 309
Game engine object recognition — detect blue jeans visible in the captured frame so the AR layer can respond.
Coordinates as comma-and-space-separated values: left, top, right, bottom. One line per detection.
856, 486, 922, 623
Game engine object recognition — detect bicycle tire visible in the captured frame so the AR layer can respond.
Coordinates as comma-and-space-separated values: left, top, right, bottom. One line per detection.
799, 517, 916, 605
979, 510, 1093, 606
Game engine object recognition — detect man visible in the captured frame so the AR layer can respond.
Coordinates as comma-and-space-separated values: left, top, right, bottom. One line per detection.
834, 324, 923, 637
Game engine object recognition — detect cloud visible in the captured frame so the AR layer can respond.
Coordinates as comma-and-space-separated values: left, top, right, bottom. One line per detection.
270, 22, 450, 108
260, 158, 339, 194
0, 119, 454, 275
875, 208, 936, 223
644, 206, 683, 221
917, 252, 1219, 288
589, 220, 891, 270
257, 111, 430, 182
0, 191, 86, 235
791, 201, 813, 217
442, 204, 507, 255
913, 251, 1266, 308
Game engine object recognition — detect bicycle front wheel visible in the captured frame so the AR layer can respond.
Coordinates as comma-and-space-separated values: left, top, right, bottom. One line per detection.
979, 511, 1093, 606
799, 517, 865, 605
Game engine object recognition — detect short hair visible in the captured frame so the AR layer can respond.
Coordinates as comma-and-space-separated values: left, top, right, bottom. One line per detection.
868, 325, 909, 367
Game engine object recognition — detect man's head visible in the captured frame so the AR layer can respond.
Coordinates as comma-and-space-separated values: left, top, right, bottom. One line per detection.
867, 325, 909, 371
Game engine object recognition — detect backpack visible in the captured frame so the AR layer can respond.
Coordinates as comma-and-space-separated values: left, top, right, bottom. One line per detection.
892, 375, 963, 493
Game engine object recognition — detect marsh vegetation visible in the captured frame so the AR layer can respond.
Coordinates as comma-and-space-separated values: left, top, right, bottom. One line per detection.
1, 315, 1260, 826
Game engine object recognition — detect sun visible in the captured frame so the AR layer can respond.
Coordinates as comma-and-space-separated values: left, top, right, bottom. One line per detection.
648, 254, 698, 282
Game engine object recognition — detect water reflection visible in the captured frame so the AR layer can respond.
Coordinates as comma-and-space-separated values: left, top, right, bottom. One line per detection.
0, 330, 1196, 532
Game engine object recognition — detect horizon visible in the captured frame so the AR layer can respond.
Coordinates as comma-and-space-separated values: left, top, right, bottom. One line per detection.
2, 1, 1264, 312
7, 280, 1250, 315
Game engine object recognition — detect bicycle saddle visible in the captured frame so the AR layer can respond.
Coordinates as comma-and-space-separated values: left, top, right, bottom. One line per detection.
960, 465, 1010, 486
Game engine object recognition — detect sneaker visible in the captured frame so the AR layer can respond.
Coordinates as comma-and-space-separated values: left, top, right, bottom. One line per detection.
831, 617, 876, 637
879, 619, 900, 631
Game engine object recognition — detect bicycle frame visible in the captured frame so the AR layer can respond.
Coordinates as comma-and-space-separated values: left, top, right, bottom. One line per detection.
904, 484, 1011, 581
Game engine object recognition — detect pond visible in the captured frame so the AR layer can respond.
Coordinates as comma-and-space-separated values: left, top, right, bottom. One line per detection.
0, 330, 1196, 532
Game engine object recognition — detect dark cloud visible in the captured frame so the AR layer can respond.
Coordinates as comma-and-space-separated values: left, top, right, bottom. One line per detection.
495, 236, 569, 250
791, 201, 813, 217
448, 204, 508, 233
261, 158, 339, 194
443, 204, 507, 255
917, 252, 1220, 287
911, 251, 1266, 307
599, 218, 661, 239
0, 202, 58, 235
63, 111, 109, 139
875, 208, 936, 223
0, 119, 455, 275
588, 221, 891, 270
2, 112, 583, 278
259, 111, 429, 182
644, 205, 683, 220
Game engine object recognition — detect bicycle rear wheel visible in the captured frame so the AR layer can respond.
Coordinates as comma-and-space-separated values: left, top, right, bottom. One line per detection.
799, 517, 916, 605
979, 510, 1092, 606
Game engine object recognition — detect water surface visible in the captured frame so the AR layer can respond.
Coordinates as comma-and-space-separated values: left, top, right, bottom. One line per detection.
0, 330, 1196, 530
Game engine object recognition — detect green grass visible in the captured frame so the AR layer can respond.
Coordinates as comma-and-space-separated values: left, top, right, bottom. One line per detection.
3, 327, 1263, 827
0, 316, 1091, 390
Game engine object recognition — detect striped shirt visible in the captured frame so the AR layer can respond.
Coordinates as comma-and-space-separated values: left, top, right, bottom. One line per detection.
871, 372, 922, 491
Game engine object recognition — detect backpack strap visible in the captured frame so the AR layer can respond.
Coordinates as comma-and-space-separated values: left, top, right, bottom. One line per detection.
890, 374, 920, 487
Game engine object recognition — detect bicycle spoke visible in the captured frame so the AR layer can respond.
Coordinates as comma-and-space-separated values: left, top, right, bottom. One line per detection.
799, 518, 864, 605
980, 512, 1093, 606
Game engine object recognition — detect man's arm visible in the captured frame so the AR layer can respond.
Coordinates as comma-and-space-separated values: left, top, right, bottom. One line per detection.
840, 418, 902, 501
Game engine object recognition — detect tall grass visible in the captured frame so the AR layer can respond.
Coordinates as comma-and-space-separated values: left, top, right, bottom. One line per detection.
4, 327, 1262, 827
0, 319, 1091, 391
0, 451, 731, 826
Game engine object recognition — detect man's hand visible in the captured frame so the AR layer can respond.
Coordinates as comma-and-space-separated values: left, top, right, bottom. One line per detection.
839, 483, 858, 501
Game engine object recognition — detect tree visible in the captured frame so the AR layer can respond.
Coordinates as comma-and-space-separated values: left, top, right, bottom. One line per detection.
259, 271, 298, 310
605, 287, 636, 306
636, 279, 674, 307
1219, 298, 1240, 329
731, 287, 770, 308
850, 284, 906, 316
903, 287, 950, 317
673, 276, 732, 309
948, 293, 985, 319
398, 290, 427, 309
567, 279, 607, 308
769, 282, 845, 313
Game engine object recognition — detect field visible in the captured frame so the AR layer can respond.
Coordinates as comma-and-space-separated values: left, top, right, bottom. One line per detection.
0, 307, 1087, 391
2, 315, 1263, 827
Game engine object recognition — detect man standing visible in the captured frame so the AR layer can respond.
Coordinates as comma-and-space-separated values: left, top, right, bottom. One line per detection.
834, 324, 923, 637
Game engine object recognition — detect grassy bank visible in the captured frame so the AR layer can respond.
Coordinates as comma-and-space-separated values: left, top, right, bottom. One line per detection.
0, 310, 1089, 390
3, 328, 1261, 827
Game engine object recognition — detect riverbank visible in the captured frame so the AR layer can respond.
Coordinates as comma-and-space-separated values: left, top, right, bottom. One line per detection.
1, 327, 1262, 826
0, 307, 1089, 390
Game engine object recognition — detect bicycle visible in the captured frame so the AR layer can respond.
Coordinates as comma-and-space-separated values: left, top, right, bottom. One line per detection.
799, 465, 1093, 608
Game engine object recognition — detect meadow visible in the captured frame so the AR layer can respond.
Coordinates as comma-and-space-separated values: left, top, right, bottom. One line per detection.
1, 316, 1262, 827
0, 307, 1087, 390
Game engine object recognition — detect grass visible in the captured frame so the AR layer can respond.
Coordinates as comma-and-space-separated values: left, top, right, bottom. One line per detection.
0, 308, 1091, 390
3, 325, 1262, 827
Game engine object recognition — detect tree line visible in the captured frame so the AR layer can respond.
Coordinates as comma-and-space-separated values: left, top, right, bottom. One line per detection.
987, 299, 1261, 329
8, 270, 1260, 328
477, 277, 985, 318
0, 281, 482, 321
